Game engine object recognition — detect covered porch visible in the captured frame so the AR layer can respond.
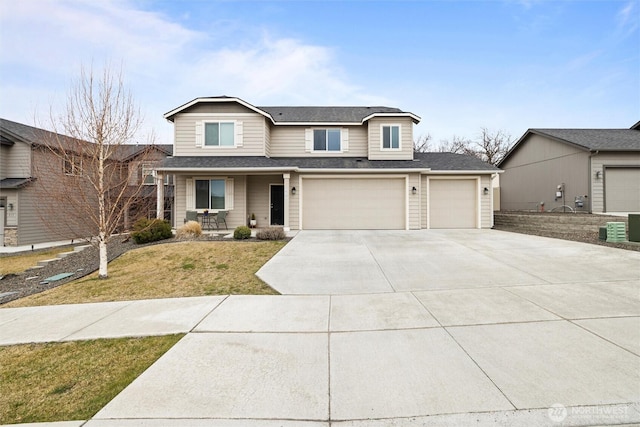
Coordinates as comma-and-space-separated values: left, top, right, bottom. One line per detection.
155, 169, 298, 231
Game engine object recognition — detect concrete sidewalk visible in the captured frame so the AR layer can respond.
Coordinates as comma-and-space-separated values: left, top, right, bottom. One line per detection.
1, 230, 640, 426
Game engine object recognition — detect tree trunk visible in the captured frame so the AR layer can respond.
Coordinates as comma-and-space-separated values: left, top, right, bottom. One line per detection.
98, 235, 108, 279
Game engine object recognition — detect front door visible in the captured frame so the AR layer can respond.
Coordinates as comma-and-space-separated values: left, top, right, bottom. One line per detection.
270, 185, 284, 225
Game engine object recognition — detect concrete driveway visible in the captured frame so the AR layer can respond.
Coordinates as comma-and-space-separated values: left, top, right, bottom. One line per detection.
5, 230, 638, 426
257, 229, 640, 294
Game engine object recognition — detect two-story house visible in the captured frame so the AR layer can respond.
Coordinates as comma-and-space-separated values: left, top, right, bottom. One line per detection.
0, 118, 173, 246
157, 96, 499, 231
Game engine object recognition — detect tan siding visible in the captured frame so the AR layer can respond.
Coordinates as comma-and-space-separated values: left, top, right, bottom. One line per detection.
1, 141, 31, 179
591, 152, 640, 212
408, 173, 421, 229
247, 175, 284, 228
268, 125, 367, 157
500, 134, 589, 211
290, 172, 300, 229
264, 122, 272, 157
420, 175, 428, 229
367, 117, 414, 160
176, 175, 247, 229
173, 113, 267, 157
480, 175, 493, 228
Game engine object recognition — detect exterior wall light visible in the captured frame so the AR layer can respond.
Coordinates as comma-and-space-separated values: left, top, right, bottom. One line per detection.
595, 171, 602, 179
483, 187, 489, 195
411, 186, 417, 195
291, 187, 296, 195
8, 203, 13, 210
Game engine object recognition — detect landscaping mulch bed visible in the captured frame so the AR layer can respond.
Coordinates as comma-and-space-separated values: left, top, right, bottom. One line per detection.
0, 234, 264, 306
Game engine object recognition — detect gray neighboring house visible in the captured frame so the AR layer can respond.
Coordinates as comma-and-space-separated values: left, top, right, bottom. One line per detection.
157, 96, 500, 230
0, 118, 173, 246
498, 122, 640, 213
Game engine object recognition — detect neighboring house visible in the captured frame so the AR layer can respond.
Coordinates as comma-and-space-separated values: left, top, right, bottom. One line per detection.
498, 123, 640, 213
0, 118, 173, 246
157, 96, 499, 231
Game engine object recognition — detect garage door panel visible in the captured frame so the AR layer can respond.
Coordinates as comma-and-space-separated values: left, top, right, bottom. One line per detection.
303, 178, 405, 229
429, 179, 477, 229
605, 168, 640, 212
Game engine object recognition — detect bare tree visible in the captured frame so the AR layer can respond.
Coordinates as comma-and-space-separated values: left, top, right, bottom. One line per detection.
436, 135, 472, 155
467, 127, 513, 165
413, 133, 432, 153
436, 128, 514, 166
33, 64, 154, 278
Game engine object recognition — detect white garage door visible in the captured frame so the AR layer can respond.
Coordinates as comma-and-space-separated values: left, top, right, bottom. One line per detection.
429, 179, 477, 228
302, 178, 406, 229
605, 167, 640, 212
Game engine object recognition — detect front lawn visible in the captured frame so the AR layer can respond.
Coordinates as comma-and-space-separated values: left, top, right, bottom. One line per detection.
5, 240, 284, 307
0, 334, 183, 424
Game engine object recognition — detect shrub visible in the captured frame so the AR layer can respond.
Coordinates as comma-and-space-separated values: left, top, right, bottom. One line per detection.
256, 227, 286, 240
233, 225, 252, 240
131, 218, 173, 244
176, 220, 202, 239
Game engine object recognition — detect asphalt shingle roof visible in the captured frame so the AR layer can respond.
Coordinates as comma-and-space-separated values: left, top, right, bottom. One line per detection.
258, 106, 408, 123
0, 178, 34, 189
532, 129, 640, 151
0, 118, 173, 159
159, 152, 498, 172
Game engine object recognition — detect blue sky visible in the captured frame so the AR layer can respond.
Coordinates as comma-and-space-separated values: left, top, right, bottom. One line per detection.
1, 0, 638, 145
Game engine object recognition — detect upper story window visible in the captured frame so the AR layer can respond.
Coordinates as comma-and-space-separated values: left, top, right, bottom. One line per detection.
313, 129, 341, 152
196, 120, 243, 148
205, 122, 235, 147
381, 125, 401, 150
305, 128, 348, 153
64, 154, 82, 176
142, 162, 155, 185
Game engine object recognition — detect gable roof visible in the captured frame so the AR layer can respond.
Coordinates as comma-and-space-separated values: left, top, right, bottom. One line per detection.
0, 117, 173, 160
163, 96, 421, 124
499, 127, 640, 167
158, 152, 498, 173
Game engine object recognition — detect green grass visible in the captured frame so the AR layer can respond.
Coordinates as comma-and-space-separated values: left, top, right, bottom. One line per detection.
0, 335, 183, 424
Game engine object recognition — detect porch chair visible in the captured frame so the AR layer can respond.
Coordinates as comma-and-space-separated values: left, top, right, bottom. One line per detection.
214, 210, 228, 230
184, 210, 198, 223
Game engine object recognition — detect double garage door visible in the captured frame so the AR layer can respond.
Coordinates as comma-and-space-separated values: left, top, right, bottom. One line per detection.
302, 178, 406, 229
605, 167, 640, 212
300, 177, 479, 229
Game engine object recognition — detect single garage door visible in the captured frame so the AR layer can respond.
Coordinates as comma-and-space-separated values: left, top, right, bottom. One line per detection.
605, 167, 640, 212
429, 179, 477, 228
302, 178, 405, 229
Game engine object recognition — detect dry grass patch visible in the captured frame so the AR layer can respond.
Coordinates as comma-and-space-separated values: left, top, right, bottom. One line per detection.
6, 241, 284, 307
0, 247, 75, 276
0, 334, 182, 424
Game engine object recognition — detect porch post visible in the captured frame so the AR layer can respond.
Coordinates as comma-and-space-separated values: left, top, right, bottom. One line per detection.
283, 173, 290, 231
156, 172, 164, 220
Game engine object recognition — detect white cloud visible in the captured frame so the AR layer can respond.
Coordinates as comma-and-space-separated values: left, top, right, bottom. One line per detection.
0, 0, 385, 142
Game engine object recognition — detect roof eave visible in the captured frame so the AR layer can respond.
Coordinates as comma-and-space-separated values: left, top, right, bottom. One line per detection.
362, 112, 421, 124
163, 97, 274, 123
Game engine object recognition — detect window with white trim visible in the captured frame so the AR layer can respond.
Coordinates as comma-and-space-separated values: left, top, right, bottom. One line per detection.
190, 178, 234, 211
142, 162, 155, 185
313, 129, 341, 151
205, 122, 235, 147
381, 125, 401, 150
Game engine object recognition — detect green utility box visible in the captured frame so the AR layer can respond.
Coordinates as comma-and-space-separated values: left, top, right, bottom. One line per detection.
629, 214, 640, 242
606, 222, 626, 243
599, 226, 607, 241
